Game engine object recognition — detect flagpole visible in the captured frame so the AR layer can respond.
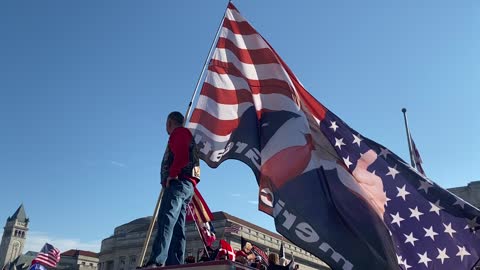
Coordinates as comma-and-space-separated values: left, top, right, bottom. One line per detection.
187, 204, 210, 258
138, 190, 163, 267
401, 108, 415, 168
183, 3, 229, 125
138, 4, 228, 268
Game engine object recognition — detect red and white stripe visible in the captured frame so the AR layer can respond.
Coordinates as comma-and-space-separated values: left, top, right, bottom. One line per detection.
186, 186, 213, 224
216, 240, 236, 261
187, 3, 310, 141
224, 223, 242, 234
252, 245, 269, 265
32, 247, 60, 268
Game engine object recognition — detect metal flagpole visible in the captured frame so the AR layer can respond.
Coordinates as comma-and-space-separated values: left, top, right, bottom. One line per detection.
401, 108, 415, 168
138, 3, 228, 267
183, 2, 230, 125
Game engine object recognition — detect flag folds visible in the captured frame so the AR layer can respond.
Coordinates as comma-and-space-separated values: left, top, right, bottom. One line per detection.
31, 243, 60, 268
216, 240, 236, 261
186, 187, 216, 247
28, 264, 46, 270
411, 138, 426, 176
188, 2, 480, 269
186, 186, 214, 224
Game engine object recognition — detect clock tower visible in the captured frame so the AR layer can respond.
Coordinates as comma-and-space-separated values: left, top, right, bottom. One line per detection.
0, 204, 29, 269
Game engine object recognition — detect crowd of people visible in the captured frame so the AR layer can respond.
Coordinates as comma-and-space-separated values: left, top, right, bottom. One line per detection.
194, 239, 298, 270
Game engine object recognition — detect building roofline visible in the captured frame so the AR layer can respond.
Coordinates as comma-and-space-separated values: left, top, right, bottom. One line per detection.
61, 249, 98, 258
210, 211, 285, 241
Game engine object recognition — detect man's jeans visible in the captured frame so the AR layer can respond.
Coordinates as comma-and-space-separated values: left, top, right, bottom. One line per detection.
149, 179, 194, 266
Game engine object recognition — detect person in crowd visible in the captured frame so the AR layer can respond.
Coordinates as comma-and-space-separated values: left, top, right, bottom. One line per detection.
267, 253, 284, 270
235, 241, 256, 264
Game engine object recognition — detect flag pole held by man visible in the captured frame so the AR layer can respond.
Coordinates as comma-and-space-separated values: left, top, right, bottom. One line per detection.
185, 2, 480, 270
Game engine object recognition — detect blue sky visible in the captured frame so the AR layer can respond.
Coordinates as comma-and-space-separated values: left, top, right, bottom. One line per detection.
0, 1, 479, 252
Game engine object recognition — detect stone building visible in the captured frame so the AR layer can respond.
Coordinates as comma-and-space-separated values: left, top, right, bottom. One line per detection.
0, 205, 29, 269
448, 181, 480, 208
1, 205, 99, 270
98, 212, 330, 270
58, 249, 99, 270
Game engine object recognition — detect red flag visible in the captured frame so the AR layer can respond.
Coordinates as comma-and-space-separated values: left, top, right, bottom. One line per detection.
216, 239, 236, 261
186, 186, 213, 223
200, 221, 216, 247
185, 186, 216, 247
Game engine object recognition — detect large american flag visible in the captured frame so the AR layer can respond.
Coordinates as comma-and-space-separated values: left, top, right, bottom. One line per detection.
321, 111, 480, 269
188, 2, 480, 269
31, 243, 61, 268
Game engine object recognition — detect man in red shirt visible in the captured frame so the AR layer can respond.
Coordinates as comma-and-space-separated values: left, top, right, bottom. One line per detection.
145, 111, 200, 267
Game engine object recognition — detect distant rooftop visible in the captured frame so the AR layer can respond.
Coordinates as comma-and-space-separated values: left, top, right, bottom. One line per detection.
62, 249, 98, 258
212, 211, 284, 240
112, 211, 283, 241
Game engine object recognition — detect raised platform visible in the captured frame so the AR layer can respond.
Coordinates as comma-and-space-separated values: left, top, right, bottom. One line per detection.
143, 260, 255, 270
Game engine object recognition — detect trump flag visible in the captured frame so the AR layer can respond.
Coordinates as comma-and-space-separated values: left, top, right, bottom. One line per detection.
187, 2, 480, 269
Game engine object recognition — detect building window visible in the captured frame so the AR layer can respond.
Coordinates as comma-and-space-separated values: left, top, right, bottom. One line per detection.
119, 256, 126, 270
130, 256, 136, 266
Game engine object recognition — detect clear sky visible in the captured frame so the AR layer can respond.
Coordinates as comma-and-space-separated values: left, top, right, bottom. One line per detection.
1, 0, 479, 253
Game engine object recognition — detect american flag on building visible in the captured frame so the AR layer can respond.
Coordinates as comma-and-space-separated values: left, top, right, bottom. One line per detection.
223, 223, 242, 234
187, 2, 480, 269
411, 138, 426, 176
31, 243, 61, 268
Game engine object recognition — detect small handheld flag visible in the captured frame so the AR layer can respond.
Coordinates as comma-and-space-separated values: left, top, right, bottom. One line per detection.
31, 243, 60, 268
